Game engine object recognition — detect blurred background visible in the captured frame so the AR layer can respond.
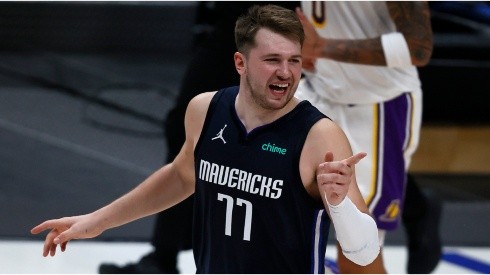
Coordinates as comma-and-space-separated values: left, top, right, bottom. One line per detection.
0, 1, 488, 273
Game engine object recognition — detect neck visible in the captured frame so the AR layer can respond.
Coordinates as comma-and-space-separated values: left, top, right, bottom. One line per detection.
235, 89, 299, 133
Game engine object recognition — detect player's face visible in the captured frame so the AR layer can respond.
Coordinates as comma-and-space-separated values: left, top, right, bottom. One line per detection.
239, 28, 302, 110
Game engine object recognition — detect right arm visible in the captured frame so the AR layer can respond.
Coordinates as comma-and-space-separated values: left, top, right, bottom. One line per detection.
31, 92, 216, 257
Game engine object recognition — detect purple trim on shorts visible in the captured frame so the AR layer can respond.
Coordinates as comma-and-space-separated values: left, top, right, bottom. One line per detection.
371, 93, 410, 231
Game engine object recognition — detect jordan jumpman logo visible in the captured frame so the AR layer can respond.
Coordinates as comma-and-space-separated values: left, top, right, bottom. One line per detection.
211, 124, 227, 144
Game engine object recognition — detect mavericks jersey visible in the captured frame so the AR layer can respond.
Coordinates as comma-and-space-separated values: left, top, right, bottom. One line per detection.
193, 87, 330, 273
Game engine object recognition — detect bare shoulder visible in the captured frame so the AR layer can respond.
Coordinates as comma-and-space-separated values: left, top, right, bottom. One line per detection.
306, 118, 352, 160
184, 91, 217, 143
299, 118, 354, 199
186, 92, 216, 124
187, 91, 216, 115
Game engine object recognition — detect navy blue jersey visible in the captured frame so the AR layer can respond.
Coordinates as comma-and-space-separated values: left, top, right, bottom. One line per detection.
193, 86, 331, 273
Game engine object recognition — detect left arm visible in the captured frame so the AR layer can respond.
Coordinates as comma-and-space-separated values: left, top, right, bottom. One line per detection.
300, 118, 380, 266
300, 118, 367, 213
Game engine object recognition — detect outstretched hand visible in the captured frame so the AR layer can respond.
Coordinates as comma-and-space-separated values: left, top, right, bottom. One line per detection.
30, 214, 102, 257
317, 151, 366, 206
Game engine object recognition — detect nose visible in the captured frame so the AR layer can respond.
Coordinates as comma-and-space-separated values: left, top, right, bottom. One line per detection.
276, 61, 292, 79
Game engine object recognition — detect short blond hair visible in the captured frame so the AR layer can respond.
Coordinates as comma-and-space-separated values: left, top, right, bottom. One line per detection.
234, 4, 304, 56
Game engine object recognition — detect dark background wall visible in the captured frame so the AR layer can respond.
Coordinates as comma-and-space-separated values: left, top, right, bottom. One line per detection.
0, 1, 196, 54
0, 1, 488, 124
0, 1, 488, 246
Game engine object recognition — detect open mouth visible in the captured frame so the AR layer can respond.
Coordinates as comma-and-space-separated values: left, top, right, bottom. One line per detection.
269, 83, 289, 94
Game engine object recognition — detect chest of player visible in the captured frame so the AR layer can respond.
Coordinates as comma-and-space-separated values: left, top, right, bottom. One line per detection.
196, 101, 307, 191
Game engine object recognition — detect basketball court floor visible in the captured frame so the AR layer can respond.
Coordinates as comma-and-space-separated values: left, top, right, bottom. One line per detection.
1, 240, 489, 273
0, 52, 488, 274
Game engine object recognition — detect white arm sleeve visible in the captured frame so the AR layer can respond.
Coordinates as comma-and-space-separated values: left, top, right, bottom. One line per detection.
381, 32, 412, 68
328, 197, 380, 266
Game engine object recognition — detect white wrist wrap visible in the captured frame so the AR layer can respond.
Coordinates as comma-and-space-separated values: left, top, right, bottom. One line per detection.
381, 32, 412, 68
328, 197, 380, 266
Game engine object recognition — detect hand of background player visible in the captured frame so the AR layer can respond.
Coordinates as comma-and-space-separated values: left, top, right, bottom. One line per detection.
31, 214, 103, 257
295, 7, 325, 72
317, 151, 366, 206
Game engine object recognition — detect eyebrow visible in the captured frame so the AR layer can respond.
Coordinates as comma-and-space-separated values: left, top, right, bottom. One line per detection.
262, 53, 302, 59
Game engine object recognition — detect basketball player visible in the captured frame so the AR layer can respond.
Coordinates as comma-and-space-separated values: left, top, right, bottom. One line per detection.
97, 2, 301, 273
31, 5, 381, 273
295, 2, 441, 273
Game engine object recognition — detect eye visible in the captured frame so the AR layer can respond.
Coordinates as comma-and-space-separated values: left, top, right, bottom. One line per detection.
265, 58, 280, 63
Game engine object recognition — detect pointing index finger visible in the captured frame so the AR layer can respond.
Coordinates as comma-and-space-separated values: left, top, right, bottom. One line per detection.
344, 152, 367, 167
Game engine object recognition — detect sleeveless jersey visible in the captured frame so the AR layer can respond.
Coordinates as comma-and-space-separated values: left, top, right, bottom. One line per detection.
193, 86, 330, 273
300, 1, 421, 104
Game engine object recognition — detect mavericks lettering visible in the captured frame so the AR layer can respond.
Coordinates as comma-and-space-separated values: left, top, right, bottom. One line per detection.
199, 159, 283, 199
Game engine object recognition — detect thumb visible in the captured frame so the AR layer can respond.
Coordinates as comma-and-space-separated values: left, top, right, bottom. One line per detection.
324, 151, 334, 162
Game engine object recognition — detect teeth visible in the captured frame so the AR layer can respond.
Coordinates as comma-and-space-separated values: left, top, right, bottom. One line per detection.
272, 83, 288, 88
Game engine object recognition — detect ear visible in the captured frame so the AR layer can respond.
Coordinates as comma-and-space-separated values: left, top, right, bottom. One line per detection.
234, 51, 246, 75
